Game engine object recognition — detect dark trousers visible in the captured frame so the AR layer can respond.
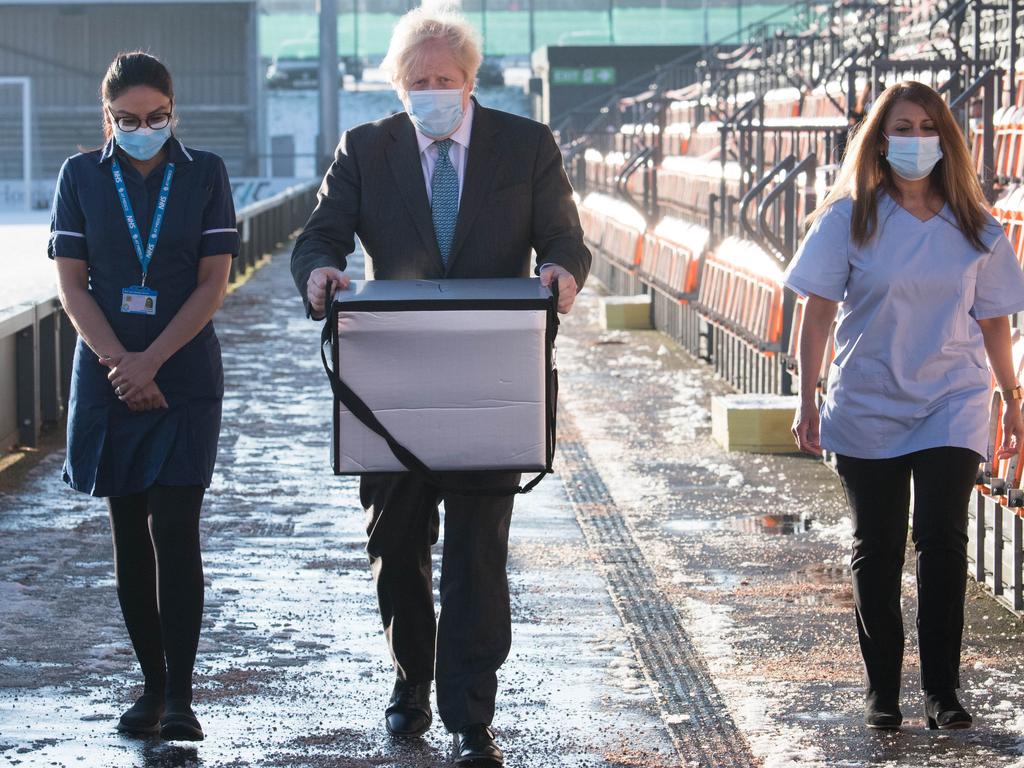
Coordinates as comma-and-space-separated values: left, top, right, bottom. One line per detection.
835, 447, 980, 695
360, 471, 519, 732
107, 484, 206, 703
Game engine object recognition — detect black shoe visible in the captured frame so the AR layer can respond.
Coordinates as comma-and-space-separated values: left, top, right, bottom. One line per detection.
117, 692, 164, 735
159, 698, 204, 741
385, 680, 432, 737
864, 689, 902, 730
924, 690, 972, 730
453, 724, 504, 766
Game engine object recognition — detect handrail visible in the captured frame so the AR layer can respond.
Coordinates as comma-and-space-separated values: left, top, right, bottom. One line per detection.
739, 154, 796, 252
237, 179, 319, 220
949, 65, 1002, 200
930, 0, 971, 60
949, 65, 1001, 109
616, 146, 654, 219
758, 153, 817, 265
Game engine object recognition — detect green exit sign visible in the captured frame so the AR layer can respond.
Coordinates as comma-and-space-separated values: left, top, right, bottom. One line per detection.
551, 67, 616, 86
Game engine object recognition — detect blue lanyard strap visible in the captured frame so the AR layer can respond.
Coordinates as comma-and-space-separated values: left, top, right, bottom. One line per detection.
111, 157, 175, 285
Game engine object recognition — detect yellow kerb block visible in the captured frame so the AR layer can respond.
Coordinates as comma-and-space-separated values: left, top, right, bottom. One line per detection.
711, 394, 801, 453
599, 294, 652, 330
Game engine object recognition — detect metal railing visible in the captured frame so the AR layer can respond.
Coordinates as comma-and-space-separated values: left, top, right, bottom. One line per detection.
0, 179, 320, 453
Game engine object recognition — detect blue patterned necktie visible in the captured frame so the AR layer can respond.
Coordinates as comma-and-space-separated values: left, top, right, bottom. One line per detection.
431, 138, 458, 266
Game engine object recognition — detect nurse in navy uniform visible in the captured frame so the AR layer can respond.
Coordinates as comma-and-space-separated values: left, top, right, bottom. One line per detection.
48, 52, 238, 741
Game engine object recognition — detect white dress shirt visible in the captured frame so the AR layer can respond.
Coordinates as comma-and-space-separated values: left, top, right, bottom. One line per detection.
412, 99, 556, 275
415, 99, 474, 206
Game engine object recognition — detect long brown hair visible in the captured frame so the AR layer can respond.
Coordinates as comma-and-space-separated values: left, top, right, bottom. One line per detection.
806, 80, 989, 250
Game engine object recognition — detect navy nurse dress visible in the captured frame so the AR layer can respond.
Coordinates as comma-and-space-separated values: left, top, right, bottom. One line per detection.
48, 137, 240, 497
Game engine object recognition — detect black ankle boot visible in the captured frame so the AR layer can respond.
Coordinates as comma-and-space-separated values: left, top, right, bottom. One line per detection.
924, 690, 972, 730
159, 698, 204, 741
117, 691, 164, 735
864, 689, 902, 730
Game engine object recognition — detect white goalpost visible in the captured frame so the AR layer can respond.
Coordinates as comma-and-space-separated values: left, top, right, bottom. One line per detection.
0, 77, 33, 212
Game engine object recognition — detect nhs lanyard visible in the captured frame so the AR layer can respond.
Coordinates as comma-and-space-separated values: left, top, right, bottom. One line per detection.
111, 157, 175, 286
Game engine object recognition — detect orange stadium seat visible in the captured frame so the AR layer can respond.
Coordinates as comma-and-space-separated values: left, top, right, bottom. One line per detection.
697, 237, 786, 350
638, 217, 709, 300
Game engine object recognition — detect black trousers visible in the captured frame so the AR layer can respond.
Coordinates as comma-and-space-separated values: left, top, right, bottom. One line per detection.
834, 447, 980, 694
107, 484, 206, 703
360, 471, 519, 732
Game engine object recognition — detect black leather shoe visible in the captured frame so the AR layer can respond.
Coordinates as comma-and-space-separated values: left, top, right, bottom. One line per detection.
924, 690, 972, 730
453, 724, 503, 766
159, 698, 204, 741
385, 680, 432, 737
864, 689, 902, 730
117, 692, 164, 735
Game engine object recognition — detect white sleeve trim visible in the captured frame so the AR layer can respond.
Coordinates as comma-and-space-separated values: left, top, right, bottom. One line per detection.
201, 228, 238, 235
52, 230, 85, 238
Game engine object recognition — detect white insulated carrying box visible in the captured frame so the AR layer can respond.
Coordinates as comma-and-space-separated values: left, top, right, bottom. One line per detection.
321, 278, 559, 477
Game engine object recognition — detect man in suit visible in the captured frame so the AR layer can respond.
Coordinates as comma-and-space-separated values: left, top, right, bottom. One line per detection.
290, 7, 590, 766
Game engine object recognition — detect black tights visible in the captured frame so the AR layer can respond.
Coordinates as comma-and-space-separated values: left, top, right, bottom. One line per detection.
107, 484, 205, 703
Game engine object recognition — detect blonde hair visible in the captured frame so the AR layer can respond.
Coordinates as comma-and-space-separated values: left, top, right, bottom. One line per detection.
807, 80, 989, 251
381, 3, 482, 94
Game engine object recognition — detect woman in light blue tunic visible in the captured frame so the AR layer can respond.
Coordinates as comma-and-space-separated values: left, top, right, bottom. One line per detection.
787, 81, 1024, 732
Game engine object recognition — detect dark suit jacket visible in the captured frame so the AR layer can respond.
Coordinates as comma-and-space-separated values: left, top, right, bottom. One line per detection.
290, 98, 591, 299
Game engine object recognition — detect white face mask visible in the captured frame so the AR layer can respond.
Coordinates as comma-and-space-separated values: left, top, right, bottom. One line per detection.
884, 134, 943, 181
406, 88, 465, 139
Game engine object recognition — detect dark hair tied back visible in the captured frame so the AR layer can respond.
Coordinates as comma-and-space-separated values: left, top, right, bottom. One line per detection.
102, 51, 173, 103
101, 52, 174, 139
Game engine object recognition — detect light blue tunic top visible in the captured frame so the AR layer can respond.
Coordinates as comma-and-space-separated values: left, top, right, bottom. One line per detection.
783, 192, 1024, 460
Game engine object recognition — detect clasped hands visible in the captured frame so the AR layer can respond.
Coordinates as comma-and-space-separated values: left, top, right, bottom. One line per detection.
100, 350, 168, 412
306, 264, 578, 319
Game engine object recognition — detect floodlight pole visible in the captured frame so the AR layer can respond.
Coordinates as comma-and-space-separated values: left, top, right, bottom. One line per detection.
318, 0, 339, 172
702, 0, 710, 48
528, 0, 535, 55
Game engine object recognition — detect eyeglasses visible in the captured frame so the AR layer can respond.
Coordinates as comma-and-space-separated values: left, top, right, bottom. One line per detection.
108, 109, 172, 132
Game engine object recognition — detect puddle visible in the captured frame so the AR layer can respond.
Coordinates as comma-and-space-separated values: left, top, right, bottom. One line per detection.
797, 563, 853, 585
731, 513, 813, 535
665, 513, 813, 536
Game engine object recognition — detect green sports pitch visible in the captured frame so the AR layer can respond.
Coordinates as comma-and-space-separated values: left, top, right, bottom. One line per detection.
260, 4, 798, 60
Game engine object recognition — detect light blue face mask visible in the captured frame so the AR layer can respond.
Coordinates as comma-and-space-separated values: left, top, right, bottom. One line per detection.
884, 134, 943, 181
406, 89, 465, 139
114, 124, 172, 161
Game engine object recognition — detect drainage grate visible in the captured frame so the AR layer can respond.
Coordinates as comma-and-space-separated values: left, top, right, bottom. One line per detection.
559, 418, 758, 768
203, 520, 295, 538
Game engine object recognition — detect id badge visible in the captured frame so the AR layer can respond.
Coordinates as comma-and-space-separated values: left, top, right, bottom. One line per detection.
121, 285, 158, 316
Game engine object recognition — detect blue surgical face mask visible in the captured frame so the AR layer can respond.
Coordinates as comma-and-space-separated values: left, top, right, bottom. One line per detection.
114, 124, 172, 161
406, 89, 465, 139
884, 134, 943, 181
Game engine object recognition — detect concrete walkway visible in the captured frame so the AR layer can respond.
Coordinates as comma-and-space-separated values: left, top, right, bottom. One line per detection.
2, 245, 1024, 768
0, 251, 671, 768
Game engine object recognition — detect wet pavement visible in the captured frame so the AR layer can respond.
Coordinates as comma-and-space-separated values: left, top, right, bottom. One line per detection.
0, 251, 670, 768
2, 246, 1024, 768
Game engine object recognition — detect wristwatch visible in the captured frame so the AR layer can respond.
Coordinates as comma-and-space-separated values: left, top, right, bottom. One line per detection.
1002, 385, 1024, 401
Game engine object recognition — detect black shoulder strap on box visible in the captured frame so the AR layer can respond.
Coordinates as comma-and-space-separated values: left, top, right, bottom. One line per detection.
319, 281, 556, 498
